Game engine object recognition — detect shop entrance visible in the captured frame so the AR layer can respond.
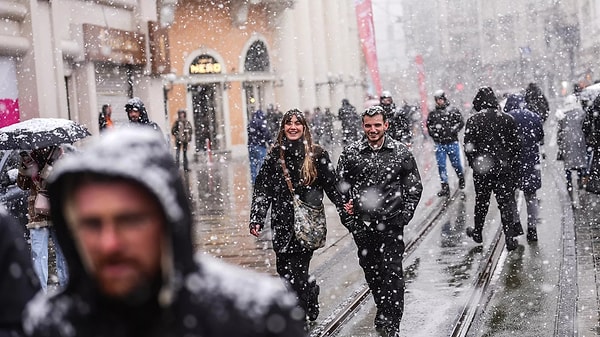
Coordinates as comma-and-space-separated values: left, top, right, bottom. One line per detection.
190, 83, 223, 152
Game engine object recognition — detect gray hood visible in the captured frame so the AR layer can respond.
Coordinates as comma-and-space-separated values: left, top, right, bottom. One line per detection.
46, 126, 195, 301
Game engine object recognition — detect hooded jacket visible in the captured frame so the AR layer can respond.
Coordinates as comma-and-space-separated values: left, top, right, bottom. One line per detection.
23, 127, 305, 337
556, 94, 587, 169
126, 98, 162, 134
464, 101, 521, 176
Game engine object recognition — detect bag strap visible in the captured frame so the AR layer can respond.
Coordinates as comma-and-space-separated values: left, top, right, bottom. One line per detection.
279, 148, 296, 196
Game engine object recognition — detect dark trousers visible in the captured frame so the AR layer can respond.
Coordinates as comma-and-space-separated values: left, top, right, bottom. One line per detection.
175, 142, 188, 170
473, 170, 523, 237
352, 216, 405, 328
276, 252, 317, 315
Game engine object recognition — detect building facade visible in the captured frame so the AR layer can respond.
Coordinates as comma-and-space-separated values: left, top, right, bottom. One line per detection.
0, 0, 366, 157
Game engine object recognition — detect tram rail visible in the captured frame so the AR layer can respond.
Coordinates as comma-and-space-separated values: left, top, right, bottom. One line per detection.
311, 188, 509, 337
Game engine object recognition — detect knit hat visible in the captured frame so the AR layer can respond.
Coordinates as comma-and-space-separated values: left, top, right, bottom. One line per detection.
472, 87, 499, 111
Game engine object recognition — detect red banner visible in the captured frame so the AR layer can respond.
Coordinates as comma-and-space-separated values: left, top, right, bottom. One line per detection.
355, 0, 382, 96
0, 98, 20, 128
415, 55, 428, 133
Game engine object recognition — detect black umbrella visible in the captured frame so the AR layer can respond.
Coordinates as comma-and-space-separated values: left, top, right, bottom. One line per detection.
0, 118, 91, 150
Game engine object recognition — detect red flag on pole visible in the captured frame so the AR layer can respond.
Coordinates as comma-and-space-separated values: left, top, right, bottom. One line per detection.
355, 0, 382, 96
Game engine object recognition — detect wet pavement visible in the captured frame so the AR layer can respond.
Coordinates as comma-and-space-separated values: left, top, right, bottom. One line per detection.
182, 130, 600, 336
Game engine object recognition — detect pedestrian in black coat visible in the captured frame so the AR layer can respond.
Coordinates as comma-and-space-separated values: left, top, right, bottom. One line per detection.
338, 99, 361, 145
583, 94, 600, 194
249, 109, 348, 323
0, 207, 39, 337
504, 93, 544, 242
380, 91, 412, 145
337, 105, 423, 337
23, 127, 305, 337
464, 87, 524, 251
524, 82, 550, 124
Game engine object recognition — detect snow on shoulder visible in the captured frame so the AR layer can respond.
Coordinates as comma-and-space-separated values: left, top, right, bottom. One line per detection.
188, 253, 297, 319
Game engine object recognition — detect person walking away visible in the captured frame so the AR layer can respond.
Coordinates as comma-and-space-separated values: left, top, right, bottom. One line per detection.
311, 107, 324, 145
463, 87, 524, 251
125, 97, 162, 134
0, 206, 40, 337
337, 105, 423, 337
504, 93, 544, 242
17, 145, 69, 292
338, 99, 360, 145
171, 109, 193, 171
524, 82, 549, 159
98, 104, 113, 132
320, 108, 335, 152
24, 126, 306, 337
266, 104, 283, 143
249, 109, 349, 323
524, 82, 550, 124
557, 94, 588, 195
379, 91, 412, 146
247, 109, 271, 184
582, 93, 600, 195
426, 89, 466, 197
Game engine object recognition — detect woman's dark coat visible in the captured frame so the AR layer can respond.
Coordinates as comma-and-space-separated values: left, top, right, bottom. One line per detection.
250, 141, 345, 253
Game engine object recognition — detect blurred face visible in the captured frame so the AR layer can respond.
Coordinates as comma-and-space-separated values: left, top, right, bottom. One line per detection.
362, 114, 388, 147
284, 115, 305, 141
435, 97, 445, 106
127, 108, 141, 122
106, 106, 112, 117
67, 181, 164, 298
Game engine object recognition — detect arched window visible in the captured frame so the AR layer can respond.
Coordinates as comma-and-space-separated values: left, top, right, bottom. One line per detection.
244, 41, 270, 72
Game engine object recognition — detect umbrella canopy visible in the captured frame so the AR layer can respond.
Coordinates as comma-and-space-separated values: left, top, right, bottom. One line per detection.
0, 118, 91, 150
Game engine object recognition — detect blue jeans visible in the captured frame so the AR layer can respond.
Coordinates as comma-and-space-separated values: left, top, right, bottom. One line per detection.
248, 145, 267, 184
30, 227, 68, 291
435, 141, 464, 183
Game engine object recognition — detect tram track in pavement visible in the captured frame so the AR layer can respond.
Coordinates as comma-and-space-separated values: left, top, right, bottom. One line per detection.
310, 186, 513, 337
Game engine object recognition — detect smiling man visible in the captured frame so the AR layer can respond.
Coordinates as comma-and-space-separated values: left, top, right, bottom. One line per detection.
23, 127, 305, 337
337, 105, 423, 337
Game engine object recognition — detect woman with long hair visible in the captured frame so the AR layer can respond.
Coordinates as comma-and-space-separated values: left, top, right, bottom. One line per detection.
249, 108, 347, 323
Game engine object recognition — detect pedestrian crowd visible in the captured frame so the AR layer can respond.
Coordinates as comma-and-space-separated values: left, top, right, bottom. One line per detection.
5, 82, 600, 337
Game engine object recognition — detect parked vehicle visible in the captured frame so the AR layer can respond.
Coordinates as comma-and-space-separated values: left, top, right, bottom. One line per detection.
0, 150, 29, 228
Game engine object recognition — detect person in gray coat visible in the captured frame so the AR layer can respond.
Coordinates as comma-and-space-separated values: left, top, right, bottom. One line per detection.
557, 94, 588, 193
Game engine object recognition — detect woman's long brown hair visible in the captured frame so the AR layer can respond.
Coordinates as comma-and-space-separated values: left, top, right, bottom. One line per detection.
276, 109, 317, 185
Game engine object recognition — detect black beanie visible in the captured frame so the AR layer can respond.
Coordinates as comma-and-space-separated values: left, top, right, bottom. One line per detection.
472, 87, 499, 111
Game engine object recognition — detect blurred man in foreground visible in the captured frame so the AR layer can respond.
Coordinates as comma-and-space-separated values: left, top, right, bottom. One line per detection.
23, 127, 305, 337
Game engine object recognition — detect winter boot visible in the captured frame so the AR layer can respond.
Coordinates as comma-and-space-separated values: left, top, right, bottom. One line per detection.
437, 183, 450, 197
306, 282, 320, 321
526, 225, 538, 242
466, 227, 483, 244
505, 236, 518, 251
458, 174, 465, 189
